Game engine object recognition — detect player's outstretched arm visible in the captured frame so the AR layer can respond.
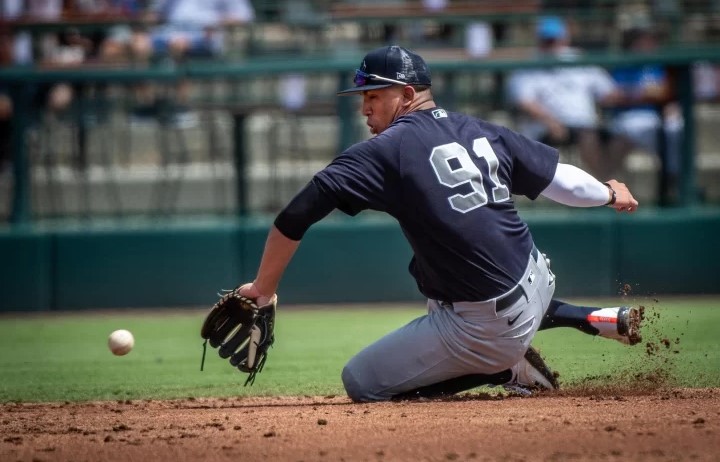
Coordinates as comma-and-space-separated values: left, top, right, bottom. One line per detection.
540, 163, 638, 212
238, 225, 300, 305
237, 179, 337, 303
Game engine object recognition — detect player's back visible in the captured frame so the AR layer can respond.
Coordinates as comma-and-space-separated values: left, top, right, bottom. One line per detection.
388, 108, 558, 301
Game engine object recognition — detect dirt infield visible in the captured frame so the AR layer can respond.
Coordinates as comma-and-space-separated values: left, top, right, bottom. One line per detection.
2, 388, 718, 462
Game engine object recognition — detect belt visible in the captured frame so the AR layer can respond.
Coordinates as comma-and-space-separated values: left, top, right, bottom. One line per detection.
495, 246, 540, 313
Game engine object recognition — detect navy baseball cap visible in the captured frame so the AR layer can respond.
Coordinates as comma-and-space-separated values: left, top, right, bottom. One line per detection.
338, 45, 432, 95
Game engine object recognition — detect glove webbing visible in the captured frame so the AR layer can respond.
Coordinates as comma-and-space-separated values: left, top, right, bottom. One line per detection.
244, 347, 267, 386
200, 337, 266, 387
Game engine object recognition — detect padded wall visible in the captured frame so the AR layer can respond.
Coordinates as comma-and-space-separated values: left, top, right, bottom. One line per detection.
1, 209, 718, 311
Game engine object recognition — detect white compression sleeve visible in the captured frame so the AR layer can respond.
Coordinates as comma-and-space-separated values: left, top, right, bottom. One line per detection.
540, 163, 610, 207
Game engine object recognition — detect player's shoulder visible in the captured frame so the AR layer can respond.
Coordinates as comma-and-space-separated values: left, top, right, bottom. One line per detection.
396, 108, 478, 137
393, 108, 508, 138
415, 107, 481, 127
341, 123, 404, 159
449, 110, 513, 136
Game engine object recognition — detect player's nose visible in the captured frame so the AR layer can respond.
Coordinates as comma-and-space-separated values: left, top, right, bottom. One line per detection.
360, 100, 371, 115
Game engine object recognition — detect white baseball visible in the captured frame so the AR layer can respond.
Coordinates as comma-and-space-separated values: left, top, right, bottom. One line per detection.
108, 329, 135, 356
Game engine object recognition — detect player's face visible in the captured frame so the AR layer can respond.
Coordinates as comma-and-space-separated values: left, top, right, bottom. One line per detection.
361, 87, 405, 135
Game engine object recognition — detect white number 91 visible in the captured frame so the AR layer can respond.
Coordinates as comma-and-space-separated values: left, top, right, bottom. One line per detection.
429, 137, 510, 213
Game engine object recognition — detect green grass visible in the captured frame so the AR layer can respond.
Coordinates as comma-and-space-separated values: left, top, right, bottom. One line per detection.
535, 297, 720, 389
1, 297, 718, 403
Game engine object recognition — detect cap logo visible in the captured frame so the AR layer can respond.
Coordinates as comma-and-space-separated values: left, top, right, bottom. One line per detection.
396, 72, 406, 80
361, 60, 367, 71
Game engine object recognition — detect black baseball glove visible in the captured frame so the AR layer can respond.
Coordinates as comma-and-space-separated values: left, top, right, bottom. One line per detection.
200, 289, 276, 386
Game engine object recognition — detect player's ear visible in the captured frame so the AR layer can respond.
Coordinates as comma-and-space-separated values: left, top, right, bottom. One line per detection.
402, 85, 415, 103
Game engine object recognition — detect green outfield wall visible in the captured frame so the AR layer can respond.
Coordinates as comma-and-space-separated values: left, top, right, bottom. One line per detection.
2, 207, 719, 311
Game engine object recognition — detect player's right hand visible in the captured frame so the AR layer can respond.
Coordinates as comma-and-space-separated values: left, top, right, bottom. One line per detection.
605, 179, 639, 213
547, 120, 569, 142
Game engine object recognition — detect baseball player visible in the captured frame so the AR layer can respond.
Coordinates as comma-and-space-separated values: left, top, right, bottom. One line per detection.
236, 46, 641, 402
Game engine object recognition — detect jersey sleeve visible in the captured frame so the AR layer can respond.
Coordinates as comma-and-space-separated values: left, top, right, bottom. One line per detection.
313, 137, 395, 216
274, 180, 337, 240
502, 127, 560, 199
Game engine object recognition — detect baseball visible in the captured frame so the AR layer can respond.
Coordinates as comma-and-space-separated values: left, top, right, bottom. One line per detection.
108, 329, 135, 356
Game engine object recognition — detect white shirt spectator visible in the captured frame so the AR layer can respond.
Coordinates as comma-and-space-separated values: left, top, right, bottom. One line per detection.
145, 0, 255, 57
158, 0, 255, 27
507, 49, 618, 141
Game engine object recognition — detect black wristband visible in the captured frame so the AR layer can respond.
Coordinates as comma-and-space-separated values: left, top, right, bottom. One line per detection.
603, 182, 617, 206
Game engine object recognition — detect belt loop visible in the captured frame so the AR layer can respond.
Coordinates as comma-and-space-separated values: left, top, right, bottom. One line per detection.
495, 246, 537, 313
495, 285, 524, 312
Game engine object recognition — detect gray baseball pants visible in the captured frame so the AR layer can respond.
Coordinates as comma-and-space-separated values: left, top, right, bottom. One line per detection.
342, 247, 555, 402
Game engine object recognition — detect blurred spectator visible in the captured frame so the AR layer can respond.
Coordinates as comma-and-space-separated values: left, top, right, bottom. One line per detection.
114, 0, 255, 125
97, 0, 148, 62
694, 61, 720, 101
21, 0, 79, 112
609, 26, 683, 202
465, 21, 492, 58
506, 16, 630, 179
0, 2, 19, 173
278, 74, 307, 111
49, 0, 137, 64
126, 0, 254, 62
1, 0, 75, 173
423, 0, 448, 11
24, 0, 142, 64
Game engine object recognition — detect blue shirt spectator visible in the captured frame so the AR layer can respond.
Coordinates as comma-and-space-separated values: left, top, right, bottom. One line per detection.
609, 26, 683, 198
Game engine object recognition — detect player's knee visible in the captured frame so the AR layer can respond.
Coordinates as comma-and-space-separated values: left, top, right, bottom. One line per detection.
341, 365, 377, 403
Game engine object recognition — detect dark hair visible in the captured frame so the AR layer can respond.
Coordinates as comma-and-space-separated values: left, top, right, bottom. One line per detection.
411, 85, 431, 93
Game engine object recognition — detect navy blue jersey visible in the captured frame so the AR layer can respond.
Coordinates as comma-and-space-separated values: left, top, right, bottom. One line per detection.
313, 108, 559, 302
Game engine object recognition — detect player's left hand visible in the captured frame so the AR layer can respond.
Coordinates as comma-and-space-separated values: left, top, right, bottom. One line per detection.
200, 286, 277, 385
605, 179, 639, 213
237, 282, 274, 307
